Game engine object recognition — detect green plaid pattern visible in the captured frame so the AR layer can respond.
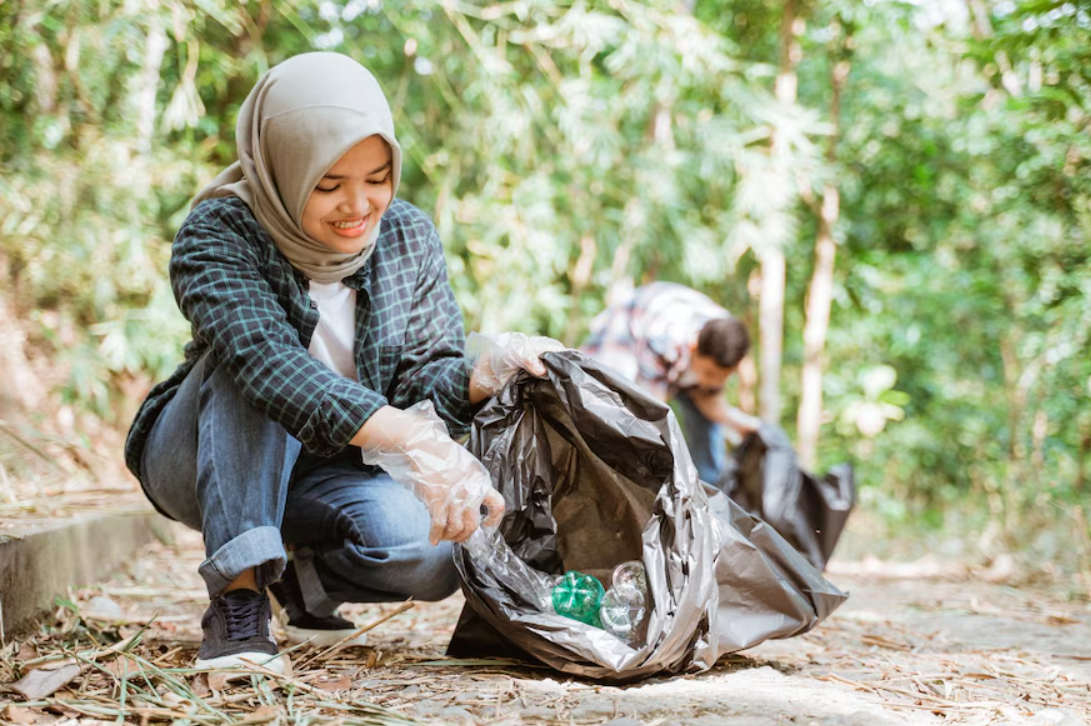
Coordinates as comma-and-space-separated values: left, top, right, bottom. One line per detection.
125, 196, 474, 479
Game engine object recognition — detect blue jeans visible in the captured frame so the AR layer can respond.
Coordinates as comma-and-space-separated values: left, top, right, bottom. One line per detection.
673, 390, 726, 485
139, 352, 459, 613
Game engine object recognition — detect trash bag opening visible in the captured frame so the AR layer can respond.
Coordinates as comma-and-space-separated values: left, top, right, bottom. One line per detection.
475, 354, 682, 588
450, 350, 847, 682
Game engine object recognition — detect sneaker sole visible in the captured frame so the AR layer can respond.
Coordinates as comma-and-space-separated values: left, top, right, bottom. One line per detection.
284, 625, 368, 648
194, 652, 288, 679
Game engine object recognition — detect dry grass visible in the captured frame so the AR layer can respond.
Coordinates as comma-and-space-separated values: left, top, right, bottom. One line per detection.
0, 412, 147, 537
1, 526, 1089, 725
0, 528, 549, 725
780, 615, 1091, 722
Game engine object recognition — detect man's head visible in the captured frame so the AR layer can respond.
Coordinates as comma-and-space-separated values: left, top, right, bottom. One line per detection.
685, 317, 751, 394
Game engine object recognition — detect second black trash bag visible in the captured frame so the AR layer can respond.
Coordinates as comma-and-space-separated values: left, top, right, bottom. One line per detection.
447, 350, 847, 682
716, 426, 856, 572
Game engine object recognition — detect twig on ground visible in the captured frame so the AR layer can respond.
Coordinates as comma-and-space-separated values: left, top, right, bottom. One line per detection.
296, 600, 415, 670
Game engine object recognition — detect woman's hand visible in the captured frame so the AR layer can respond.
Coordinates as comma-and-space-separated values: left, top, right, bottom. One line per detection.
354, 403, 505, 544
467, 331, 566, 403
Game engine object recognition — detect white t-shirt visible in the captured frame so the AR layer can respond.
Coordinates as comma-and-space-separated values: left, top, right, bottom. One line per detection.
307, 280, 357, 380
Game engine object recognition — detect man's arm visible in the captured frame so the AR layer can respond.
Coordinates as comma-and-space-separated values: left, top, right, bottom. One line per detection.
688, 390, 761, 438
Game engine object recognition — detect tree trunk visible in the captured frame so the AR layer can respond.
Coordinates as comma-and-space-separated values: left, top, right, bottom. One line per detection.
562, 233, 596, 346
798, 22, 851, 468
759, 251, 785, 424
964, 0, 1023, 96
0, 259, 45, 417
134, 14, 168, 155
797, 192, 837, 466
1077, 425, 1090, 493
760, 0, 804, 425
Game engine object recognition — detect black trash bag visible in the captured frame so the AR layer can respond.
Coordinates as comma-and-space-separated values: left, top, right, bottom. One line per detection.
716, 426, 856, 572
447, 351, 847, 683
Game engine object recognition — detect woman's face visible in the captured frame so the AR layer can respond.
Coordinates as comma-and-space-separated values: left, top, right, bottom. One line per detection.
302, 135, 394, 254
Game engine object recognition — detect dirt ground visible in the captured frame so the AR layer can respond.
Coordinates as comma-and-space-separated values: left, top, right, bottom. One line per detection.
2, 525, 1089, 726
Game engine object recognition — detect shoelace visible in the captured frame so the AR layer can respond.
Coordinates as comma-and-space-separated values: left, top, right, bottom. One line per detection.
222, 592, 266, 642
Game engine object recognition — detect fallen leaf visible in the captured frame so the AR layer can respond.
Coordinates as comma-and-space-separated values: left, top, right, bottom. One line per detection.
206, 671, 231, 691
102, 658, 138, 679
2, 705, 38, 724
44, 702, 80, 718
314, 674, 352, 692
860, 634, 911, 651
23, 656, 77, 672
11, 663, 82, 700
84, 595, 124, 621
159, 691, 194, 710
251, 705, 282, 719
191, 673, 212, 698
233, 705, 284, 726
15, 642, 38, 662
96, 632, 142, 657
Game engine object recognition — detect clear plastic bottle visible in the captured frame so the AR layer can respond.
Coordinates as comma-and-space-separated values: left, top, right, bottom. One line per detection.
462, 529, 558, 612
611, 561, 648, 593
599, 561, 649, 645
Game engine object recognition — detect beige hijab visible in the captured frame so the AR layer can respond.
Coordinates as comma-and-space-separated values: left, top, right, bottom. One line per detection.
194, 52, 402, 283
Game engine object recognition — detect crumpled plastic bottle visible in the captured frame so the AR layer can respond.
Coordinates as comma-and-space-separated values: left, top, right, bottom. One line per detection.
598, 561, 649, 646
461, 528, 558, 612
551, 571, 605, 627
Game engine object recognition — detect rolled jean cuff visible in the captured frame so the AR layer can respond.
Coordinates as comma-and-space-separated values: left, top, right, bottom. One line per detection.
199, 526, 286, 597
293, 547, 342, 617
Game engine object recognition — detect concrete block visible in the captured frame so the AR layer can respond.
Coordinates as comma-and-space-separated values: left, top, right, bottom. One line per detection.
0, 511, 170, 637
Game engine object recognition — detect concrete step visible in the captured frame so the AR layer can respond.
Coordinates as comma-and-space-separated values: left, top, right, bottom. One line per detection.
0, 510, 171, 638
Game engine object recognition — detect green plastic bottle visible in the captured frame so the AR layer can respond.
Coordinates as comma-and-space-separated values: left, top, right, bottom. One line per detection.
551, 571, 605, 627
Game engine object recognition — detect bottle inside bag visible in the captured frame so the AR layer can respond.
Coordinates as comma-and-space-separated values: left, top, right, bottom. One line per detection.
463, 531, 649, 645
551, 571, 605, 627
599, 561, 649, 646
462, 528, 559, 611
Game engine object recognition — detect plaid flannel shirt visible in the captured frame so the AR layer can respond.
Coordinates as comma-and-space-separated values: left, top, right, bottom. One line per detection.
580, 282, 729, 401
124, 196, 474, 480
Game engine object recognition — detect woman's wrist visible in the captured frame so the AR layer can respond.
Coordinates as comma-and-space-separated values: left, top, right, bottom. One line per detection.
468, 370, 490, 406
351, 404, 405, 451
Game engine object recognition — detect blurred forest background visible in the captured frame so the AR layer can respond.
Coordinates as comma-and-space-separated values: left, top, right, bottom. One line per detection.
0, 0, 1088, 576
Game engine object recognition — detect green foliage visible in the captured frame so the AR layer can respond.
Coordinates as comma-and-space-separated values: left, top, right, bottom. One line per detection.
794, 0, 1091, 538
0, 0, 1088, 554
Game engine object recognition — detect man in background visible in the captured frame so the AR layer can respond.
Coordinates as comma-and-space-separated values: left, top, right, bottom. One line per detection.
580, 281, 760, 484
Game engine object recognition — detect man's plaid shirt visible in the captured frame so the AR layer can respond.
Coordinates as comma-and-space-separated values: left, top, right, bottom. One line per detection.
124, 196, 475, 480
579, 282, 729, 401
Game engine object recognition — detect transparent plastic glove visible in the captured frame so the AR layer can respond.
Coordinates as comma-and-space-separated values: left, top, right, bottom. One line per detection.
467, 331, 566, 398
358, 402, 505, 544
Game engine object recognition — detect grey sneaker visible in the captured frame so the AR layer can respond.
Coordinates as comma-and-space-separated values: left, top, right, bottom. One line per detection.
194, 589, 287, 676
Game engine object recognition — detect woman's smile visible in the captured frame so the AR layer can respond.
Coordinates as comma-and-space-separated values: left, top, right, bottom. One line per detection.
329, 214, 370, 237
